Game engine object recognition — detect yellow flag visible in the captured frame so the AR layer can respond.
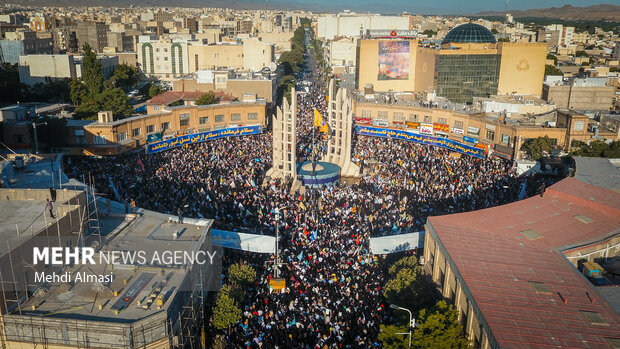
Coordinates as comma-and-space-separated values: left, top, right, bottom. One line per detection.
314, 109, 328, 134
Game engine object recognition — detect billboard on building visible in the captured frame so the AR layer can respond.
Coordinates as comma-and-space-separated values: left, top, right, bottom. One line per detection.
378, 41, 409, 80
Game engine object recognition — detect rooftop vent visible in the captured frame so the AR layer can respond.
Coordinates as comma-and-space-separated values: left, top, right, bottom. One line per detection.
529, 281, 552, 295
520, 229, 542, 240
574, 214, 593, 224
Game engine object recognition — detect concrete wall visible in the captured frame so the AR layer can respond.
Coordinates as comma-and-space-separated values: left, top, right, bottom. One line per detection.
497, 42, 547, 97
542, 84, 615, 111
18, 55, 77, 86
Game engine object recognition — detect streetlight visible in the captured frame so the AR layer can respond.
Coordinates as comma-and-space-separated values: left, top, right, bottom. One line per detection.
32, 122, 47, 154
390, 304, 415, 348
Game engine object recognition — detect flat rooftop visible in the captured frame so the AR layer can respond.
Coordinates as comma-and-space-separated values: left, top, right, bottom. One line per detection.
12, 211, 214, 322
0, 199, 52, 255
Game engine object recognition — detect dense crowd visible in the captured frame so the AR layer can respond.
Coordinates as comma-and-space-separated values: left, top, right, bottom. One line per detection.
63, 37, 559, 348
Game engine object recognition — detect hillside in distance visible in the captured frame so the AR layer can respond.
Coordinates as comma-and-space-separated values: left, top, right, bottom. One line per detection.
475, 4, 620, 22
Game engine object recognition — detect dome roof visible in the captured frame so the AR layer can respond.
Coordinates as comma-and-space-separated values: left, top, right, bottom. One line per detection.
442, 23, 497, 44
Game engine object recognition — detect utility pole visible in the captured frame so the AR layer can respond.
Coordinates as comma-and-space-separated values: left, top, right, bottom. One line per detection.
32, 122, 47, 154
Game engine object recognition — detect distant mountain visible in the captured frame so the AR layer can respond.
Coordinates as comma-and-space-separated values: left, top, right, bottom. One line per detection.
474, 4, 620, 22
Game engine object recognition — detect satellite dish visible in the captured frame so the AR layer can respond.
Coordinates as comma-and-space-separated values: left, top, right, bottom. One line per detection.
268, 62, 277, 71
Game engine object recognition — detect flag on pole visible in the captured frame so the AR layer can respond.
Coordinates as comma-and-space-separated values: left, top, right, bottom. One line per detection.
314, 109, 328, 134
444, 159, 454, 176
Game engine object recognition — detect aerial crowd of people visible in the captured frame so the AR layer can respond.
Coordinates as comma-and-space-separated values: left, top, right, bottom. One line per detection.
62, 37, 559, 348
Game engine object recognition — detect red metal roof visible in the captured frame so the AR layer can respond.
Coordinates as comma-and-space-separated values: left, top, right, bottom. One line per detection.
428, 177, 620, 348
147, 91, 237, 106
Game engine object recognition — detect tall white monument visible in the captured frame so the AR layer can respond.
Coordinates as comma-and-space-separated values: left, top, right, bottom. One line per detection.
268, 87, 297, 180
324, 80, 360, 177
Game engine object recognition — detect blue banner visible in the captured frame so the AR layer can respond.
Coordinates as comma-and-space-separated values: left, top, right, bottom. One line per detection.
146, 125, 262, 154
357, 126, 485, 159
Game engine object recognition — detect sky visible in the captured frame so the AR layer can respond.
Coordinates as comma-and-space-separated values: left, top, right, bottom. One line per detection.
277, 0, 618, 14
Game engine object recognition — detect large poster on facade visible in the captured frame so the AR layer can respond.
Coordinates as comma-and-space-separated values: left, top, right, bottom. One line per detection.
378, 41, 409, 80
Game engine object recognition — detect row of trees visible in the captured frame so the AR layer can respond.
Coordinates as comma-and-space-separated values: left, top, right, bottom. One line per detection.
276, 23, 307, 105
379, 255, 471, 348
522, 136, 620, 160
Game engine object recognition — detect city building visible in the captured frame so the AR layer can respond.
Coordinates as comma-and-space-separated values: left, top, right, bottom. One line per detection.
66, 101, 266, 155
542, 77, 616, 111
28, 14, 50, 32
0, 188, 217, 348
545, 24, 575, 47
137, 37, 191, 79
187, 38, 274, 73
0, 31, 53, 64
75, 21, 108, 52
356, 23, 547, 103
423, 163, 620, 348
328, 36, 356, 75
18, 54, 118, 86
172, 69, 277, 103
317, 12, 411, 40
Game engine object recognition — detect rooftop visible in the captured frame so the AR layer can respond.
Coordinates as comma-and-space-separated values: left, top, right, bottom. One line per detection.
442, 23, 496, 44
147, 90, 237, 106
427, 176, 620, 348
574, 156, 620, 192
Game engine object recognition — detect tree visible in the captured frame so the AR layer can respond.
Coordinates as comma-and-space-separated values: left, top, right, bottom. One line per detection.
147, 83, 164, 98
195, 91, 219, 105
491, 28, 499, 34
276, 75, 296, 105
384, 255, 434, 314
412, 301, 471, 349
422, 29, 438, 37
522, 136, 552, 160
34, 116, 69, 151
70, 79, 88, 105
73, 98, 100, 120
544, 64, 563, 76
497, 38, 510, 42
108, 63, 138, 92
81, 43, 104, 97
546, 53, 558, 65
228, 263, 256, 288
378, 324, 410, 349
575, 50, 589, 57
212, 287, 241, 331
98, 87, 133, 119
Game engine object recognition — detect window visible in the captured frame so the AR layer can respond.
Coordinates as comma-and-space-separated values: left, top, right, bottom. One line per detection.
179, 113, 190, 126
146, 124, 155, 133
248, 113, 258, 120
454, 120, 463, 129
438, 117, 447, 124
132, 128, 141, 137
574, 120, 585, 131
549, 138, 557, 146
393, 112, 404, 120
409, 114, 418, 121
486, 130, 495, 141
214, 53, 219, 58
94, 135, 107, 144
118, 132, 126, 141
424, 115, 432, 123
216, 77, 226, 84
501, 134, 510, 144
231, 113, 241, 121
361, 110, 372, 117
153, 106, 160, 111
215, 114, 224, 123
161, 122, 170, 131
378, 111, 388, 118
199, 116, 209, 124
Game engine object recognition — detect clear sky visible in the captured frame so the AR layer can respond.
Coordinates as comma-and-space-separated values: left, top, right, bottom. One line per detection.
280, 0, 618, 14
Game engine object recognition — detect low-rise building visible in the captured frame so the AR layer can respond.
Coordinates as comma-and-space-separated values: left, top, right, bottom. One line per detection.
18, 54, 118, 86
542, 77, 616, 111
172, 70, 277, 103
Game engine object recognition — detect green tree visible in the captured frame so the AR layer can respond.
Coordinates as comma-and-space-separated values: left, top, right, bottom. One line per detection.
378, 324, 410, 348
571, 140, 612, 157
277, 75, 296, 105
81, 43, 104, 97
212, 287, 241, 331
544, 64, 563, 76
34, 116, 69, 151
73, 98, 100, 120
195, 91, 219, 105
384, 256, 434, 313
575, 50, 589, 57
412, 301, 471, 349
99, 87, 134, 119
491, 28, 499, 34
546, 53, 557, 65
497, 37, 510, 42
147, 83, 164, 98
422, 29, 438, 37
604, 141, 620, 158
70, 79, 88, 105
228, 263, 257, 288
522, 136, 553, 160
108, 63, 138, 92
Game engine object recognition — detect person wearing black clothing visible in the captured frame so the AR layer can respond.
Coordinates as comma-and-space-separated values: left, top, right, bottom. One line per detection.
50, 187, 57, 202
